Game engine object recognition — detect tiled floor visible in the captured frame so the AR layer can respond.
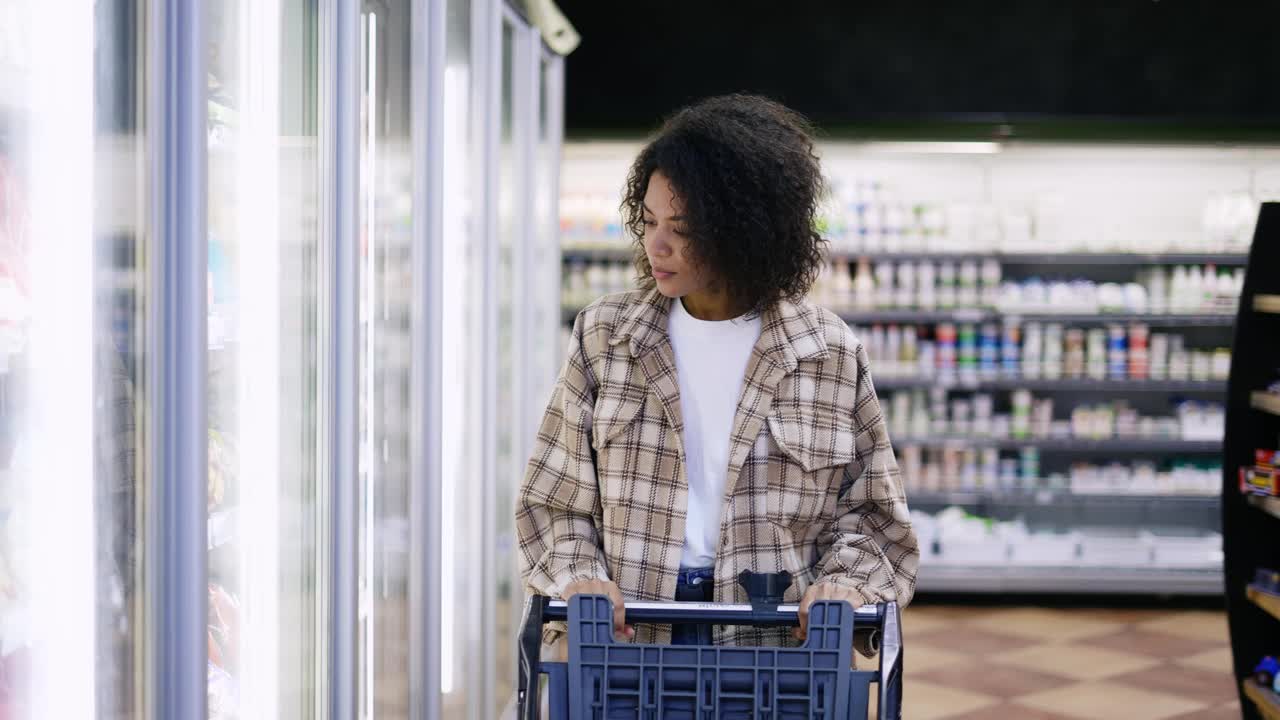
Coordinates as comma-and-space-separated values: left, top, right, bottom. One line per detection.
872, 602, 1240, 720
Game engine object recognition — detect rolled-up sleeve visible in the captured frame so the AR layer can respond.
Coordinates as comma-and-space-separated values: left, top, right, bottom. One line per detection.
813, 341, 919, 611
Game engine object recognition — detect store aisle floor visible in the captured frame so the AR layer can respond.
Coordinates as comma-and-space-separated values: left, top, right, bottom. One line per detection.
876, 602, 1238, 720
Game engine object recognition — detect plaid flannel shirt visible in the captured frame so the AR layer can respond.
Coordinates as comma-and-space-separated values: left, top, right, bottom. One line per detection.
517, 288, 918, 648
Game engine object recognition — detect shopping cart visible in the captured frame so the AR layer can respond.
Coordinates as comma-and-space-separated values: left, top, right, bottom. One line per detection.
515, 572, 903, 719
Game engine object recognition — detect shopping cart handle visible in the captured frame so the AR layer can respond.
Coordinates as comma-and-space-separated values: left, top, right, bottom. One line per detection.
541, 596, 886, 626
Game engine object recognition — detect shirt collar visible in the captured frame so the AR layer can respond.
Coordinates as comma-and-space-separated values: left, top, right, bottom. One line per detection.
610, 287, 830, 370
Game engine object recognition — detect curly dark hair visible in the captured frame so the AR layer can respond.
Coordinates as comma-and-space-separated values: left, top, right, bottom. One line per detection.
621, 94, 828, 316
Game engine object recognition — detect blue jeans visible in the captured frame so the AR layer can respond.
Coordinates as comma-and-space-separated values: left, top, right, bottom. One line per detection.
671, 567, 715, 646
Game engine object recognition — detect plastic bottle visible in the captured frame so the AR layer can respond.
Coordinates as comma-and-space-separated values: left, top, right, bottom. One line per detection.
895, 262, 916, 309
1170, 266, 1188, 313
1001, 320, 1022, 379
958, 324, 979, 384
958, 260, 980, 309
1022, 323, 1044, 380
833, 259, 853, 311
937, 262, 957, 310
853, 258, 875, 311
886, 325, 903, 378
1187, 266, 1205, 313
1149, 333, 1169, 381
1199, 265, 1217, 313
979, 323, 1000, 380
1011, 389, 1033, 440
917, 262, 937, 310
1215, 269, 1235, 314
875, 262, 895, 309
1148, 267, 1168, 314
980, 259, 1002, 309
1042, 324, 1064, 380
902, 326, 919, 378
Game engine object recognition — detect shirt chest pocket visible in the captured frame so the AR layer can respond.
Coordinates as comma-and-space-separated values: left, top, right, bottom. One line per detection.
591, 396, 674, 509
764, 413, 856, 529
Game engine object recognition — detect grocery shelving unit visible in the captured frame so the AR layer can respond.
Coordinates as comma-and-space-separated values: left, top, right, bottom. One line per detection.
1249, 496, 1280, 521
1222, 203, 1280, 720
559, 247, 1237, 595
1255, 295, 1280, 314
1248, 585, 1280, 623
1245, 679, 1280, 720
1253, 391, 1280, 417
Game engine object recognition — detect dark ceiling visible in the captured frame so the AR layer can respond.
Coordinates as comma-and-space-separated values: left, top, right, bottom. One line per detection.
555, 0, 1280, 138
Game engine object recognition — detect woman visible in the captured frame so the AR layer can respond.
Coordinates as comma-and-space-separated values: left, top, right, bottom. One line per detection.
517, 94, 918, 652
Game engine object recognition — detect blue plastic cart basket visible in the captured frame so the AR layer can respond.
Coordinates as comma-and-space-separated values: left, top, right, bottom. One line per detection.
516, 590, 903, 719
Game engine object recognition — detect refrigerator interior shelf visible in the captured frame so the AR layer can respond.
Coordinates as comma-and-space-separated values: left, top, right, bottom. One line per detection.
1248, 495, 1280, 522
1244, 678, 1280, 720
1255, 295, 1280, 315
1251, 390, 1280, 417
1247, 583, 1280, 623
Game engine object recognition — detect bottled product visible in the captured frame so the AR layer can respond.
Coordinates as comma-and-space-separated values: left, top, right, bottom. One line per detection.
916, 261, 937, 310
853, 259, 875, 311
937, 262, 957, 310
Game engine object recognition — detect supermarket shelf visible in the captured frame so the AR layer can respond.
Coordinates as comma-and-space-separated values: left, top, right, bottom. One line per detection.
1244, 678, 1280, 720
1252, 391, 1280, 417
994, 252, 1248, 266
1003, 312, 1235, 326
875, 377, 1226, 393
840, 310, 1235, 326
841, 309, 991, 323
560, 247, 1251, 267
852, 252, 1249, 266
560, 304, 1237, 328
1255, 295, 1280, 315
1246, 583, 1280, 623
1248, 495, 1280, 521
910, 490, 1219, 508
895, 437, 1222, 453
916, 564, 1222, 595
563, 247, 632, 263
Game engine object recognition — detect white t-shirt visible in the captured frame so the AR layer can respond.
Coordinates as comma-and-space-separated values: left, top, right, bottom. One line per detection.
667, 297, 763, 569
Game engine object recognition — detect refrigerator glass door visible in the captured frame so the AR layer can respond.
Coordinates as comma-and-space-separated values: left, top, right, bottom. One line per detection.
439, 0, 483, 715
205, 2, 327, 717
1, 1, 149, 717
